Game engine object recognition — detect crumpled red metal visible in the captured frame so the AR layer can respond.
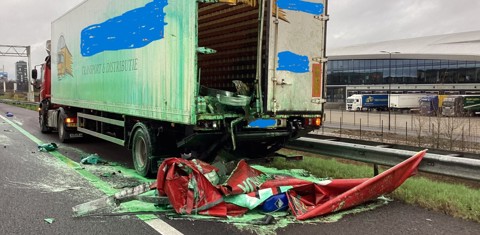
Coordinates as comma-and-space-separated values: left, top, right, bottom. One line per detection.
287, 150, 426, 220
156, 150, 426, 219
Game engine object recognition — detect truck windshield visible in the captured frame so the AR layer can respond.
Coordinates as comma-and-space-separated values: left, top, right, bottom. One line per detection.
346, 98, 354, 103
419, 101, 429, 107
443, 101, 454, 107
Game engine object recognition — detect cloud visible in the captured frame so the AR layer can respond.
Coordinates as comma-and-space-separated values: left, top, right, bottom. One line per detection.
0, 0, 84, 79
2, 0, 479, 79
327, 0, 480, 49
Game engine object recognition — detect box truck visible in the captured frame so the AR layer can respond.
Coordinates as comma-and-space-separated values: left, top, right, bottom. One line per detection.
346, 94, 388, 111
33, 0, 328, 176
442, 95, 480, 117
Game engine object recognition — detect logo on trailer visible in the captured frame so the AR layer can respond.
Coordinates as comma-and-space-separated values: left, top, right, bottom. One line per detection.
57, 35, 74, 79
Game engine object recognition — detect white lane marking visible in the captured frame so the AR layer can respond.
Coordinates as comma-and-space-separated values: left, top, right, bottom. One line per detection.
0, 114, 183, 235
146, 218, 184, 235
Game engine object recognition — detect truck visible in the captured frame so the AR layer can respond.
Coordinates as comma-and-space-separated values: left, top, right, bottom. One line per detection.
442, 95, 480, 117
32, 0, 328, 176
346, 94, 388, 111
388, 93, 426, 113
419, 95, 438, 116
418, 95, 447, 116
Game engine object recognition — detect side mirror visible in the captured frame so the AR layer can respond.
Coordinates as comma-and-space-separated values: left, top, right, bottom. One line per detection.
32, 68, 38, 80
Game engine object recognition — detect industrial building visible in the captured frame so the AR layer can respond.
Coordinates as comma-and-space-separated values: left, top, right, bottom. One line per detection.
326, 30, 480, 103
15, 60, 28, 92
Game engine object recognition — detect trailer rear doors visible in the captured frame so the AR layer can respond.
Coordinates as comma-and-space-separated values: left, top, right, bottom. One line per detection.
264, 0, 327, 115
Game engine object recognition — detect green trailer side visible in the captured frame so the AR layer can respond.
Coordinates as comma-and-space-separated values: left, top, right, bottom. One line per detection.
43, 0, 328, 176
52, 0, 197, 125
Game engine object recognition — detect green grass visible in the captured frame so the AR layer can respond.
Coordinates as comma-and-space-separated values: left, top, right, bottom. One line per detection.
269, 149, 480, 223
0, 98, 38, 111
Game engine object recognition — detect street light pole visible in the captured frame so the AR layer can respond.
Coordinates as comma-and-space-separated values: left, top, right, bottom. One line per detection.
380, 50, 400, 131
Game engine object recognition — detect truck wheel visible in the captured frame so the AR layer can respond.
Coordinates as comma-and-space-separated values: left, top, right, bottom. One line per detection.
40, 111, 51, 133
58, 116, 69, 143
132, 125, 153, 177
39, 101, 51, 133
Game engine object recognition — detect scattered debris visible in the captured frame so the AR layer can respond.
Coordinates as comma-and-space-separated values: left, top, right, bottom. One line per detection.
44, 218, 55, 224
72, 182, 163, 217
38, 143, 58, 152
72, 150, 426, 221
101, 172, 115, 178
5, 112, 13, 117
80, 154, 107, 165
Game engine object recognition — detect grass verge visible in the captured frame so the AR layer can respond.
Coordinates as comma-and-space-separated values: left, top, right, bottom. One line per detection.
270, 149, 480, 223
0, 98, 38, 111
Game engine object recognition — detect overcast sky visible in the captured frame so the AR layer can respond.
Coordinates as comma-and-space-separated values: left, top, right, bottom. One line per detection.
1, 0, 479, 79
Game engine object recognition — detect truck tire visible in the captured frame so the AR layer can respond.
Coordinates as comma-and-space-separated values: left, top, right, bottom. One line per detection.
131, 124, 153, 177
40, 111, 51, 133
39, 101, 51, 133
58, 116, 69, 143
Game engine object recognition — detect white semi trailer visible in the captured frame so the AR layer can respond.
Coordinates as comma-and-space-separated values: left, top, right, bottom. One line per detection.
388, 94, 427, 112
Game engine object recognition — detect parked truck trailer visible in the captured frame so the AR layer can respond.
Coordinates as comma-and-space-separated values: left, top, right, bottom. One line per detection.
388, 93, 426, 112
33, 0, 328, 176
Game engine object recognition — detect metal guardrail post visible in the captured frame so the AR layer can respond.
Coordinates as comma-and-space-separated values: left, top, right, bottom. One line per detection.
286, 137, 480, 181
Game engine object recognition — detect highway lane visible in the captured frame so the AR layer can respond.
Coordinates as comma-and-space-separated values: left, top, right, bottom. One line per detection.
1, 103, 479, 235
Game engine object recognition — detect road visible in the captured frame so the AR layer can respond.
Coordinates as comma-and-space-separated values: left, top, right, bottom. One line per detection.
1, 103, 479, 235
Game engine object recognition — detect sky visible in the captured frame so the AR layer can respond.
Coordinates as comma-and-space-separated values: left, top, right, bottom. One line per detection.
1, 0, 479, 80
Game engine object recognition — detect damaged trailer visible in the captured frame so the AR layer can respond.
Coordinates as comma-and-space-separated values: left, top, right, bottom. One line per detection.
34, 0, 328, 176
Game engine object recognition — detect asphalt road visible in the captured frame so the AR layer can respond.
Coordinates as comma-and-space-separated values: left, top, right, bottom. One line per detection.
1, 103, 479, 235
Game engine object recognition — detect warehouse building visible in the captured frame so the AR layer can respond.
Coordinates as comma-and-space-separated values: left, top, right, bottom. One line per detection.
326, 30, 480, 103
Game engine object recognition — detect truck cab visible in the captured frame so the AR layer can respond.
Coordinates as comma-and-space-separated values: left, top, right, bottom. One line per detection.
346, 94, 362, 111
441, 96, 460, 117
419, 95, 438, 116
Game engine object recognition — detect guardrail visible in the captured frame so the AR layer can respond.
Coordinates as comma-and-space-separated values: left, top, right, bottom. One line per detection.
286, 137, 480, 181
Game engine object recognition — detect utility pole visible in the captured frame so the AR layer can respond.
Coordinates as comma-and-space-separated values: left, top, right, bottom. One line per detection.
380, 50, 400, 131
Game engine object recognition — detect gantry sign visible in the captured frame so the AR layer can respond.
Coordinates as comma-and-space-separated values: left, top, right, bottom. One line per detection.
0, 45, 33, 101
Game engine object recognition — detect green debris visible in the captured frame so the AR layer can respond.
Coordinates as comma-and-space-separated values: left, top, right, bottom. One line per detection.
80, 154, 107, 165
38, 143, 58, 152
101, 172, 114, 178
44, 218, 55, 224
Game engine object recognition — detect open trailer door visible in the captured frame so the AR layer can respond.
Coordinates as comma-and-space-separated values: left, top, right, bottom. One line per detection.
265, 0, 328, 114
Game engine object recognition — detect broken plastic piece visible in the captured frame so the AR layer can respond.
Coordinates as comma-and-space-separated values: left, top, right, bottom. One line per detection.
38, 143, 58, 152
80, 154, 106, 165
261, 193, 288, 212
44, 218, 55, 224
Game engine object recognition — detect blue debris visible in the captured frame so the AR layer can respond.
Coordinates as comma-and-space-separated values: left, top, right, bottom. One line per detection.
6, 112, 13, 117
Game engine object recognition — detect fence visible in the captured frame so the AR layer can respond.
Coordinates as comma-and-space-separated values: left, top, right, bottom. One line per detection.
316, 108, 480, 153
